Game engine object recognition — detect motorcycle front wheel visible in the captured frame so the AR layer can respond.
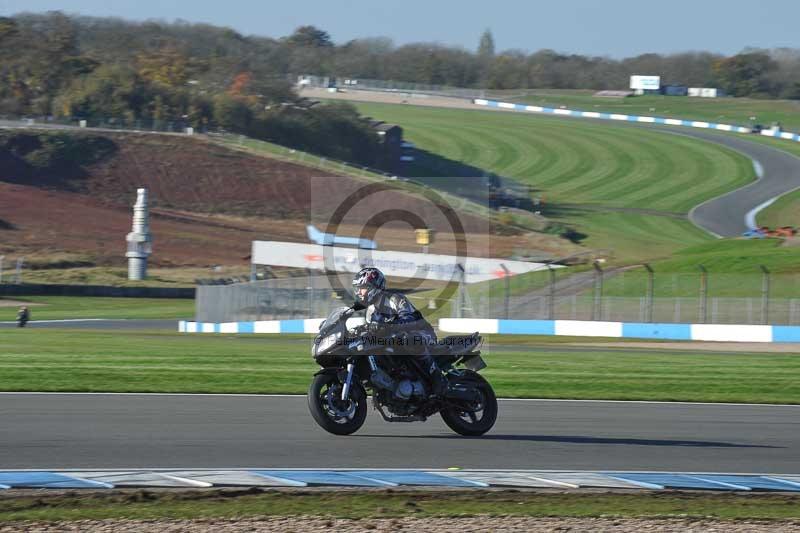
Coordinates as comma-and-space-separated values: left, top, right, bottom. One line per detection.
440, 371, 498, 436
307, 373, 367, 435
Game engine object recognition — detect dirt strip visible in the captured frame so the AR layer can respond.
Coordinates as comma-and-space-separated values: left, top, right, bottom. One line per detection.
3, 516, 799, 532
0, 300, 40, 308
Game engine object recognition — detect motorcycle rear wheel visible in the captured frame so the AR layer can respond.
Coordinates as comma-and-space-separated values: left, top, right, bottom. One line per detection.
307, 373, 367, 435
440, 371, 497, 436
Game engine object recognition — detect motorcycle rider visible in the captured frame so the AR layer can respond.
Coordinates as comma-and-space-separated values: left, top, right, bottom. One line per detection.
351, 267, 449, 397
16, 305, 29, 328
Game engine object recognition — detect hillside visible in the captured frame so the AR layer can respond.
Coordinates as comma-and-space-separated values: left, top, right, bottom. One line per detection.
0, 130, 581, 276
331, 98, 758, 262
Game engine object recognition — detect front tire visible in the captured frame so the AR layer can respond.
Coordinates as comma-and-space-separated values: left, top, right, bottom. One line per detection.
307, 373, 367, 435
440, 371, 497, 436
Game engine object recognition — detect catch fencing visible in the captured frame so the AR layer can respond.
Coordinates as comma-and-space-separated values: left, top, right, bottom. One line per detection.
195, 276, 345, 323
457, 264, 800, 326
196, 265, 800, 326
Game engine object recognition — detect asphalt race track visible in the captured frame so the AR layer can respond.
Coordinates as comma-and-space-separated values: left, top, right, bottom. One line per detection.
1, 393, 798, 473
649, 128, 800, 237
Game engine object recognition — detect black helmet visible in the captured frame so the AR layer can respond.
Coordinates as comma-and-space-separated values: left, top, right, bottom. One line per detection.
352, 267, 386, 305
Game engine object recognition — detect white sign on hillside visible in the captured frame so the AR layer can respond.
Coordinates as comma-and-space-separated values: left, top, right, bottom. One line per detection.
630, 75, 661, 90
251, 241, 557, 284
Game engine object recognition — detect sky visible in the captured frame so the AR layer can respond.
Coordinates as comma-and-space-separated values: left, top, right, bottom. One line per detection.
1, 0, 798, 58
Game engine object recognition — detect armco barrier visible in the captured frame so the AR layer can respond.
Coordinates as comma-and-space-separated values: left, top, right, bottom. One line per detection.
438, 318, 800, 343
473, 99, 800, 143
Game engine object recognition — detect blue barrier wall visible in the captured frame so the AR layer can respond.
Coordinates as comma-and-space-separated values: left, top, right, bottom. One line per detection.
473, 99, 800, 143
181, 318, 800, 343
439, 318, 800, 343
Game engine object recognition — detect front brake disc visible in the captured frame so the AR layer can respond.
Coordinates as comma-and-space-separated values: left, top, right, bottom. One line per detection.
326, 386, 356, 419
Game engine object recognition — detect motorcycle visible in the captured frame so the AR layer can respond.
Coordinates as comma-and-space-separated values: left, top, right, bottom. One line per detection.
16, 311, 28, 328
308, 306, 497, 436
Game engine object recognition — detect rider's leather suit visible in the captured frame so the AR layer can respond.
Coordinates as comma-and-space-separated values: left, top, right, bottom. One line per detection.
364, 291, 443, 387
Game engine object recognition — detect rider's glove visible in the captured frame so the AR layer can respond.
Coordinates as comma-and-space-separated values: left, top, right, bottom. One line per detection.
367, 321, 384, 334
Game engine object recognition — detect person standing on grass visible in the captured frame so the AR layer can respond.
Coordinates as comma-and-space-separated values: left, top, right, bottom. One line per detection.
16, 305, 29, 327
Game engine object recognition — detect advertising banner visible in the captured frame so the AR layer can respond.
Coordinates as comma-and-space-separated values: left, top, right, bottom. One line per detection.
630, 75, 661, 90
251, 241, 556, 284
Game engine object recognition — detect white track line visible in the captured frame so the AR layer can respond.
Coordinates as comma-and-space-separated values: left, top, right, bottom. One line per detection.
745, 197, 778, 230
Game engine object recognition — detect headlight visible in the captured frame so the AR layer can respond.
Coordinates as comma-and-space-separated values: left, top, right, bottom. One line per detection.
318, 332, 340, 353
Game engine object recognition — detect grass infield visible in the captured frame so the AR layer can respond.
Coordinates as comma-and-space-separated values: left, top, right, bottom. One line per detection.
349, 101, 755, 261
1, 489, 800, 522
352, 102, 754, 214
2, 330, 799, 403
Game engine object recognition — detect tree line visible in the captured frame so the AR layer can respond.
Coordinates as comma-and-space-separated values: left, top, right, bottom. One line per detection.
0, 13, 381, 166
0, 13, 798, 166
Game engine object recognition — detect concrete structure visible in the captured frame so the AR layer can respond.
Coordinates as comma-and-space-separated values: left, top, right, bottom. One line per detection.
125, 188, 152, 280
689, 87, 723, 98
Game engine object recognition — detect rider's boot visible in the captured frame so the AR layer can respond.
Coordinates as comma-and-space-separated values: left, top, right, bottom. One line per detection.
418, 353, 448, 397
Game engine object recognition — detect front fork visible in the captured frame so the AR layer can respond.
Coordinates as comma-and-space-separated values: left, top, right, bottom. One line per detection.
341, 361, 355, 401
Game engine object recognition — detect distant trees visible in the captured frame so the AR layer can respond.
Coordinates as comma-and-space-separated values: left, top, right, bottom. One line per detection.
0, 13, 388, 167
256, 102, 380, 165
477, 29, 495, 88
55, 64, 143, 120
713, 52, 777, 97
477, 29, 495, 59
135, 44, 190, 88
2, 11, 800, 168
286, 25, 333, 48
0, 12, 98, 115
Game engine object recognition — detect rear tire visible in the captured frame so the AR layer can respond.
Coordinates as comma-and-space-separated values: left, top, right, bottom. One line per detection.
307, 373, 367, 436
440, 371, 497, 436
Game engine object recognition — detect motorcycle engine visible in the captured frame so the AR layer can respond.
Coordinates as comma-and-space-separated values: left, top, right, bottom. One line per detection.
369, 358, 427, 403
394, 379, 426, 400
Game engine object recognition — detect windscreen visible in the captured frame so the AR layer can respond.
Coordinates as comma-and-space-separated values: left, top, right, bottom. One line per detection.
319, 306, 350, 336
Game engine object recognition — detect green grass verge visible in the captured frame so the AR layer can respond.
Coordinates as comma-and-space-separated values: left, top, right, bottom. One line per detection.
0, 296, 193, 321
544, 210, 713, 263
505, 91, 800, 132
759, 188, 800, 228
0, 266, 218, 288
3, 330, 800, 403
2, 490, 800, 522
